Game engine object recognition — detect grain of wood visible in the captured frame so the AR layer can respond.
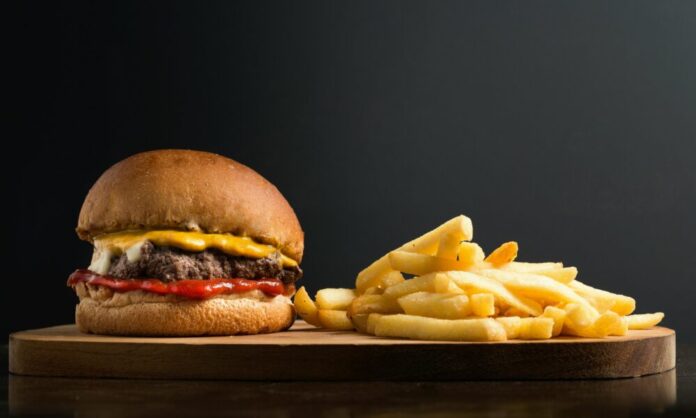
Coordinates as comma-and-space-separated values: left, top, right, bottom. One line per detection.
9, 321, 675, 380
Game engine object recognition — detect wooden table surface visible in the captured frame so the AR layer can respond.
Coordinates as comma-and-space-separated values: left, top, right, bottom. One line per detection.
4, 343, 696, 417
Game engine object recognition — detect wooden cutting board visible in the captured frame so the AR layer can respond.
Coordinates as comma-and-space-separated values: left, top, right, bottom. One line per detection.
9, 321, 675, 380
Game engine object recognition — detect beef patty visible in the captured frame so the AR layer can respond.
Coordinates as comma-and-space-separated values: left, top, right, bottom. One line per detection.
107, 241, 302, 284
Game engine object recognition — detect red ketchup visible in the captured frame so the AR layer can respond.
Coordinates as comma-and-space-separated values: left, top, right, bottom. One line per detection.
67, 269, 287, 299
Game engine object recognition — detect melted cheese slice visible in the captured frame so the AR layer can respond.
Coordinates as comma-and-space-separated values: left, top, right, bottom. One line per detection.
93, 230, 297, 268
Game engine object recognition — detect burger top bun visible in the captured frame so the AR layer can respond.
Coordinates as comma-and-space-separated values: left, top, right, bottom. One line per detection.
76, 149, 304, 263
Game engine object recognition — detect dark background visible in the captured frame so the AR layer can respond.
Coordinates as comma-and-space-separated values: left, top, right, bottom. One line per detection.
8, 1, 695, 340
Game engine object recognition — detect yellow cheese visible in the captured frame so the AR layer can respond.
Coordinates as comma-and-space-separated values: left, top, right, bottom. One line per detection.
93, 230, 297, 267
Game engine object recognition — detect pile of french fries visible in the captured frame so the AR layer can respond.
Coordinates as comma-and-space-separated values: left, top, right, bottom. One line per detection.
295, 215, 664, 341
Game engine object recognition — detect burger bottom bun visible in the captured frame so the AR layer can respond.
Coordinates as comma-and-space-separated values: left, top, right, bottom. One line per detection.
75, 289, 295, 336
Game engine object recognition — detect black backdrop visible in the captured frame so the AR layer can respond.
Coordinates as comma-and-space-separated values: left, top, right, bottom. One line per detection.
8, 1, 696, 340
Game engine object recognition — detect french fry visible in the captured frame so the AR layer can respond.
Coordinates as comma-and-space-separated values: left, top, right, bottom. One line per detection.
529, 267, 578, 284
568, 281, 636, 316
399, 215, 474, 253
583, 296, 616, 314
374, 315, 507, 342
397, 292, 471, 319
594, 311, 627, 336
436, 232, 462, 260
360, 272, 406, 297
293, 286, 320, 326
500, 263, 577, 284
446, 281, 466, 294
457, 242, 485, 266
504, 307, 531, 317
562, 322, 598, 338
348, 294, 402, 317
380, 270, 406, 288
316, 288, 356, 310
383, 273, 446, 300
485, 241, 518, 266
580, 295, 617, 314
517, 296, 544, 316
366, 313, 383, 335
518, 317, 554, 339
562, 310, 624, 338
356, 215, 473, 293
318, 310, 354, 330
470, 293, 495, 317
426, 273, 465, 295
478, 269, 597, 314
626, 313, 664, 330
502, 261, 564, 273
446, 271, 543, 316
356, 268, 395, 296
388, 251, 474, 276
495, 316, 521, 339
541, 306, 567, 337
563, 303, 598, 328
351, 314, 370, 334
363, 286, 383, 295
433, 273, 453, 293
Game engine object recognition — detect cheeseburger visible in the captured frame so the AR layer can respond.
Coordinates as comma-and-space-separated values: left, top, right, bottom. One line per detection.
67, 149, 303, 336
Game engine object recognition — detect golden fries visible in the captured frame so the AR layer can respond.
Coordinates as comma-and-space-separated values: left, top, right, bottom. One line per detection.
294, 286, 320, 326
348, 294, 402, 317
470, 293, 495, 317
446, 271, 543, 316
433, 273, 453, 293
495, 317, 522, 339
562, 303, 596, 328
374, 315, 507, 342
436, 232, 461, 260
626, 313, 665, 330
503, 261, 563, 272
382, 273, 445, 300
362, 286, 383, 295
380, 270, 406, 288
518, 317, 554, 339
366, 313, 383, 335
531, 267, 578, 284
318, 310, 354, 330
355, 215, 473, 294
388, 251, 473, 276
595, 311, 628, 337
541, 306, 566, 337
485, 241, 518, 266
457, 242, 485, 266
562, 310, 630, 338
478, 269, 597, 313
316, 288, 356, 310
297, 215, 665, 341
568, 281, 635, 316
397, 292, 471, 319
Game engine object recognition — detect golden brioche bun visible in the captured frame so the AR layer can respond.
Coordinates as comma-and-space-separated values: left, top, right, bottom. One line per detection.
76, 149, 304, 262
75, 288, 295, 336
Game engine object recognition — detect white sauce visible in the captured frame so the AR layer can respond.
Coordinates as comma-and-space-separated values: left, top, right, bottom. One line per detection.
125, 241, 145, 262
88, 247, 113, 275
88, 240, 146, 274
